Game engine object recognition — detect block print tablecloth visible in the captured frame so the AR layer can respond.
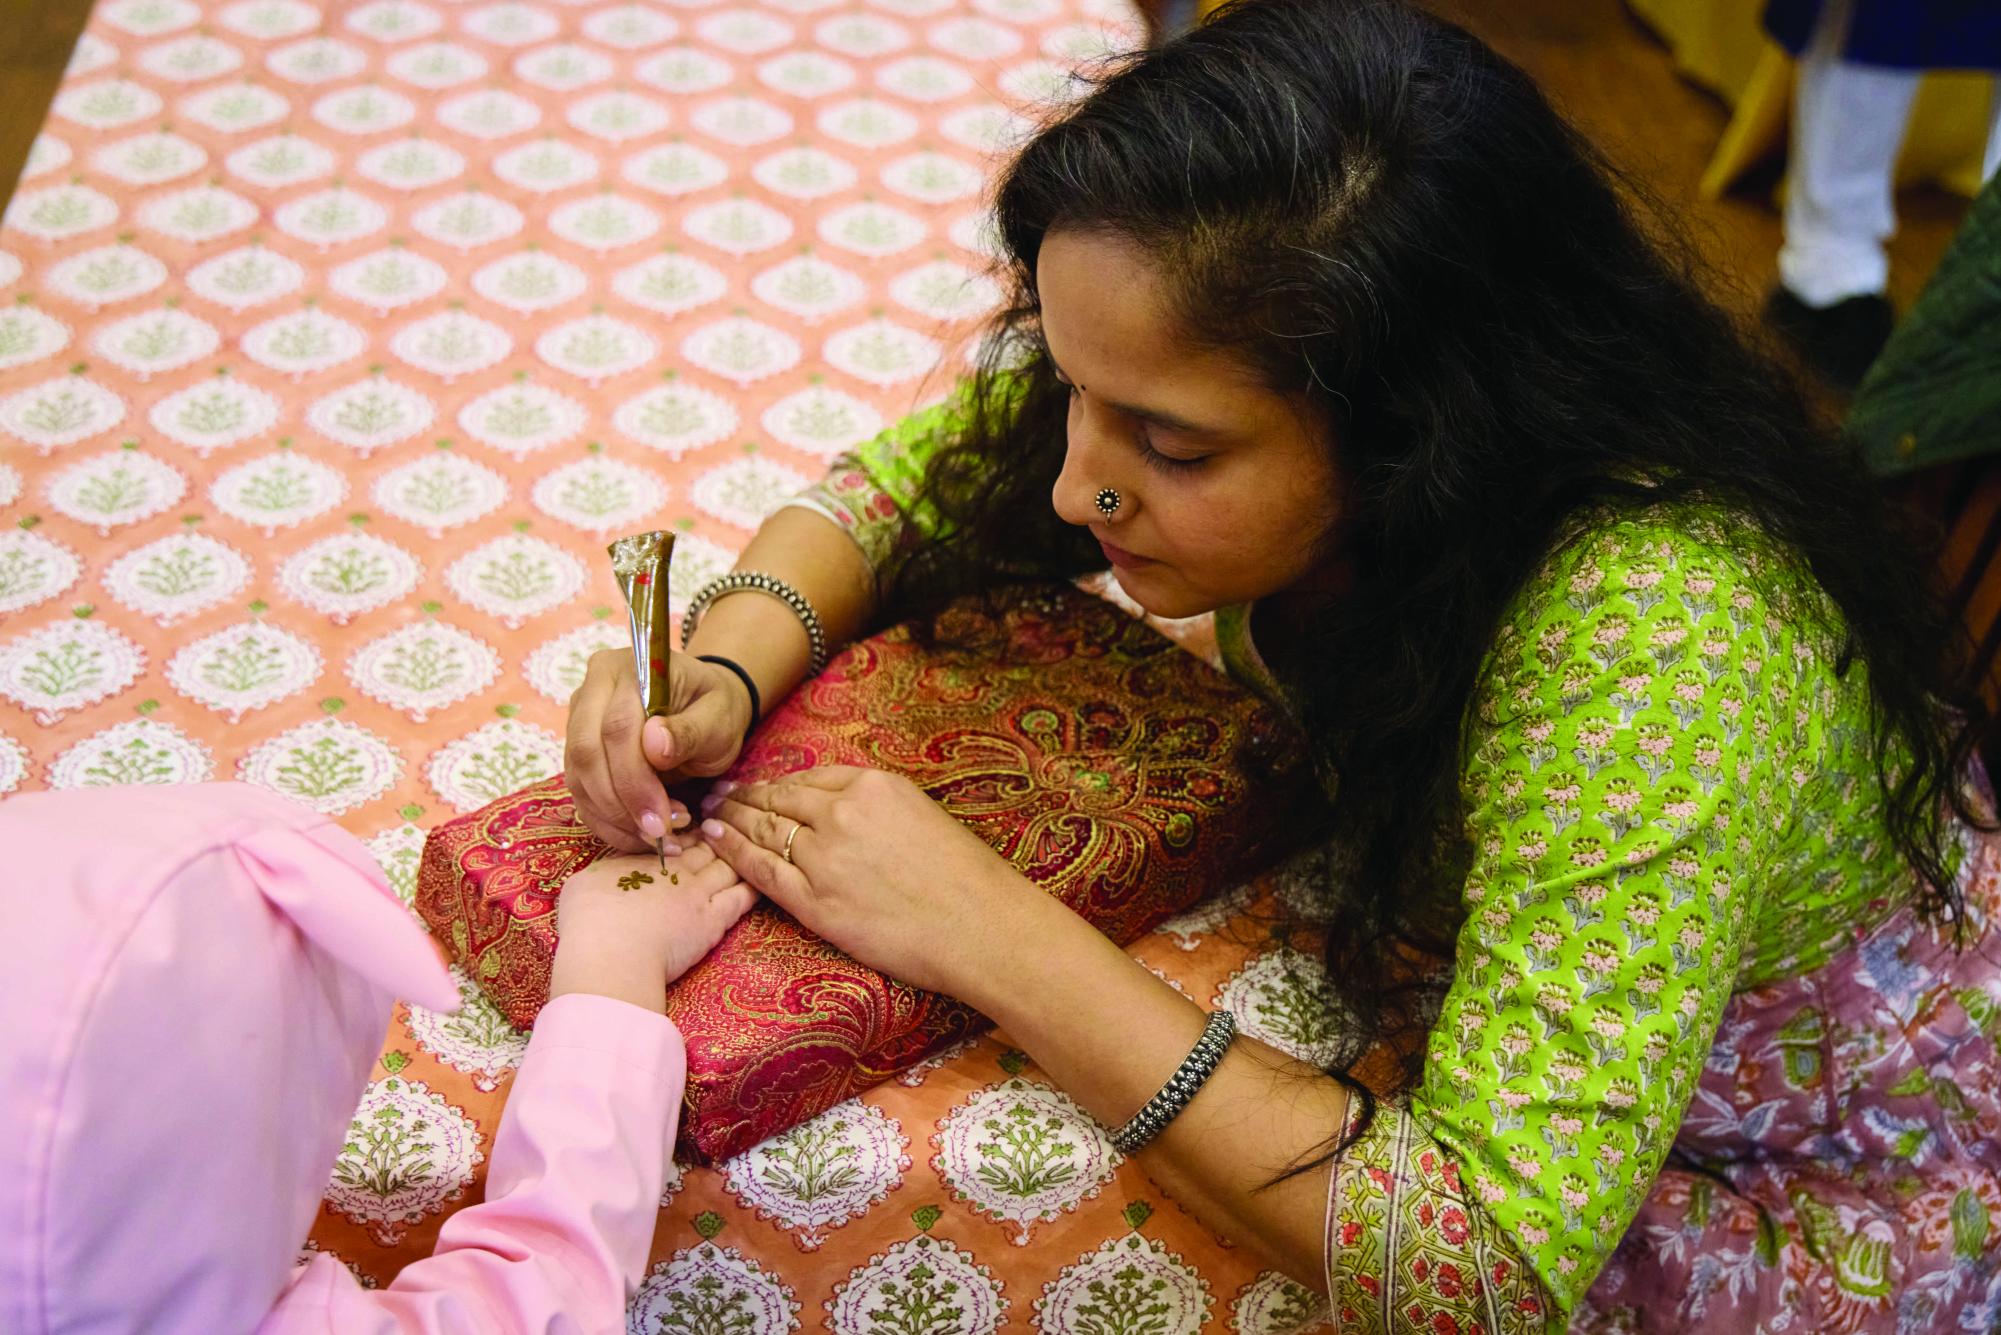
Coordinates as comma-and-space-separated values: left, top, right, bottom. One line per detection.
0, 0, 1336, 1327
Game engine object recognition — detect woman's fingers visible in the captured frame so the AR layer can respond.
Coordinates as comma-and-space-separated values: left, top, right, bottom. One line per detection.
704, 779, 833, 826
699, 817, 814, 922
568, 648, 652, 852
706, 798, 811, 864
659, 680, 741, 779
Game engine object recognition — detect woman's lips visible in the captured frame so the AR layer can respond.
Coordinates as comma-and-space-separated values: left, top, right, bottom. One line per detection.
1097, 537, 1152, 570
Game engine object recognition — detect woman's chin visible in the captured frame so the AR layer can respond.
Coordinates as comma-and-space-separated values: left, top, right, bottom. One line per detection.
1107, 567, 1215, 622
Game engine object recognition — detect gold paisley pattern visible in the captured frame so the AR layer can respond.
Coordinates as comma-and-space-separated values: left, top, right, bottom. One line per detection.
417, 583, 1302, 1162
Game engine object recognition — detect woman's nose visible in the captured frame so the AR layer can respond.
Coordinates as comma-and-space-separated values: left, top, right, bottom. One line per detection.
1051, 397, 1118, 528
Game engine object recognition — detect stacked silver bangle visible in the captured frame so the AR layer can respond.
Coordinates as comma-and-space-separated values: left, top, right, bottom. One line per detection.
1109, 1009, 1237, 1155
681, 572, 830, 676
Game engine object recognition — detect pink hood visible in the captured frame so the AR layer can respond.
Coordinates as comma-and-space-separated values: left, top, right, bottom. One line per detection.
0, 784, 458, 1335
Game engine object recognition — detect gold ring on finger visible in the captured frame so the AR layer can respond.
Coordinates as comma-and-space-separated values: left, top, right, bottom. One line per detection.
782, 819, 802, 864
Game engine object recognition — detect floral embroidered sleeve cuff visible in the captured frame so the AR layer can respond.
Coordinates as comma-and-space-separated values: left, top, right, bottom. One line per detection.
1325, 1100, 1557, 1334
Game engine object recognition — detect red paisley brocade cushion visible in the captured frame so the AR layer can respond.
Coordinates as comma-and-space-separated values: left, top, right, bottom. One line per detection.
414, 584, 1303, 1162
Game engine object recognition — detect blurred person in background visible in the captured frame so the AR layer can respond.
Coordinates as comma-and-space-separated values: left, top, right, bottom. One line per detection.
1763, 0, 2001, 388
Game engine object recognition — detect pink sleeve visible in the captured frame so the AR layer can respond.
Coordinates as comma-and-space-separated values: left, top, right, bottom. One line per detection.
261, 993, 686, 1335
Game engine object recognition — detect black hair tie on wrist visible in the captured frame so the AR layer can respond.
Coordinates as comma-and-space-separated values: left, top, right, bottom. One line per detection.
696, 654, 761, 745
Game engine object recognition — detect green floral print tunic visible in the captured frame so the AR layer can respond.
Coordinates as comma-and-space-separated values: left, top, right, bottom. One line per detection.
785, 391, 1949, 1331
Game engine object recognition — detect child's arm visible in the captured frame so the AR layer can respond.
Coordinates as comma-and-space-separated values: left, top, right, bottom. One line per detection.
264, 845, 754, 1334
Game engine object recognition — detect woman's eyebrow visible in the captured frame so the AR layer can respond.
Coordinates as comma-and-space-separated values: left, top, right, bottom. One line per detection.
1048, 354, 1226, 438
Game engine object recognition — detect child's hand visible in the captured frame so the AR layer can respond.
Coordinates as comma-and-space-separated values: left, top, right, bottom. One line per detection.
548, 842, 757, 1014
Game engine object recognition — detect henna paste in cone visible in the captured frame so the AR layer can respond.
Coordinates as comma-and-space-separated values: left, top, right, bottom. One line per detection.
609, 530, 675, 865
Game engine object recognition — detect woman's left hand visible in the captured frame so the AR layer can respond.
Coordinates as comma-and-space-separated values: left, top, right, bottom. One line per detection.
700, 767, 1032, 998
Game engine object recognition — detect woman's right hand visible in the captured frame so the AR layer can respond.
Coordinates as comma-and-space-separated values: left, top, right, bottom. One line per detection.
564, 650, 754, 852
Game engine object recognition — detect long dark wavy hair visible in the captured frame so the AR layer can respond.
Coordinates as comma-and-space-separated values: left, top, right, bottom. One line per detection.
879, 0, 1985, 1143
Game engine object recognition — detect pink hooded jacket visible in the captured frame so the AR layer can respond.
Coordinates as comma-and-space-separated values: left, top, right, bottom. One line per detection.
0, 784, 686, 1334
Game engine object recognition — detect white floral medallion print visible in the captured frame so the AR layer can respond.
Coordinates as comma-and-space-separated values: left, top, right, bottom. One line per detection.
44, 242, 170, 310
722, 1098, 910, 1250
442, 534, 587, 626
0, 372, 125, 452
47, 717, 214, 789
237, 714, 403, 816
364, 820, 427, 909
371, 450, 511, 537
612, 380, 739, 458
931, 1078, 1118, 1245
102, 530, 252, 625
307, 377, 438, 457
1035, 1234, 1213, 1334
424, 716, 565, 812
628, 1243, 801, 1334
166, 620, 324, 722
0, 526, 84, 617
0, 729, 28, 795
347, 620, 502, 721
278, 531, 423, 622
1231, 1271, 1333, 1335
688, 453, 811, 531
329, 247, 452, 314
456, 381, 589, 459
42, 448, 185, 533
826, 1234, 1009, 1334
208, 450, 348, 535
324, 1075, 485, 1246
761, 384, 883, 457
1214, 948, 1347, 1068
0, 305, 71, 372
404, 965, 529, 1092
148, 377, 284, 456
184, 243, 307, 311
0, 617, 146, 725
530, 455, 668, 535
521, 620, 627, 704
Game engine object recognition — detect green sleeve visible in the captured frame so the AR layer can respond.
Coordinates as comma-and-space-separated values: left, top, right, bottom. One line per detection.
790, 377, 994, 574
1328, 513, 1809, 1327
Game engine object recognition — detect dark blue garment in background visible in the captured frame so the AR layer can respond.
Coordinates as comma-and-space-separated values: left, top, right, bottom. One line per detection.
1764, 0, 2001, 72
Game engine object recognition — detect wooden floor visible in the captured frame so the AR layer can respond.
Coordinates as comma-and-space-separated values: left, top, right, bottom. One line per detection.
0, 0, 92, 220
0, 0, 1970, 326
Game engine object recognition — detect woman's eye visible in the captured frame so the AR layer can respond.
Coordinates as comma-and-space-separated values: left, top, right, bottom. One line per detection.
1138, 431, 1206, 473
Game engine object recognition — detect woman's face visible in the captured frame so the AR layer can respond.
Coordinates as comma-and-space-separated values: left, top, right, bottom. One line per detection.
1038, 228, 1344, 620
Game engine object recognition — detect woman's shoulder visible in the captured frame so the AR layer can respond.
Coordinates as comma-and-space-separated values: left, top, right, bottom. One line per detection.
1506, 502, 1831, 641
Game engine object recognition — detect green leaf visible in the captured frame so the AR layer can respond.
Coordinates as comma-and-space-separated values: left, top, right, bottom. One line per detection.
1122, 1200, 1154, 1231
1754, 1208, 1785, 1265
380, 1050, 410, 1074
1886, 1066, 1931, 1098
909, 1204, 942, 1233
1951, 1187, 1990, 1260
399, 803, 424, 821
495, 703, 520, 719
996, 1049, 1027, 1076
320, 697, 346, 714
692, 1210, 725, 1240
136, 698, 159, 716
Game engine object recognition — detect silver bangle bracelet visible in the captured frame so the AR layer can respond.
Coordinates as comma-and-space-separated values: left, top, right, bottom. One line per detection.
1109, 1009, 1237, 1156
681, 571, 830, 677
